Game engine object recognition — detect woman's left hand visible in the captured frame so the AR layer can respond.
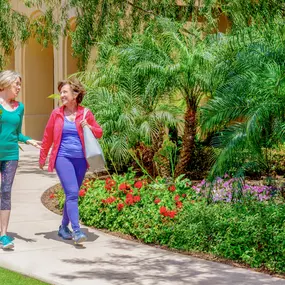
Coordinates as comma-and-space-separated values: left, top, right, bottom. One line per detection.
80, 120, 91, 129
27, 139, 42, 149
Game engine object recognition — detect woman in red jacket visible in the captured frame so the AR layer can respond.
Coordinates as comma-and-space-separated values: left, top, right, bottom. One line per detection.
39, 78, 102, 245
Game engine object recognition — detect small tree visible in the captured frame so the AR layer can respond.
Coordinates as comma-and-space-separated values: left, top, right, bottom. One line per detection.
200, 26, 285, 178
122, 20, 212, 177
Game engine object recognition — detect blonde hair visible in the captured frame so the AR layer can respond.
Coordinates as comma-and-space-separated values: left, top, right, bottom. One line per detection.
58, 77, 86, 105
0, 70, 21, 91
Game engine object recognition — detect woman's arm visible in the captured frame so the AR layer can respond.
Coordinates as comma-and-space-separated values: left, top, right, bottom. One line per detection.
85, 110, 103, 139
17, 104, 31, 143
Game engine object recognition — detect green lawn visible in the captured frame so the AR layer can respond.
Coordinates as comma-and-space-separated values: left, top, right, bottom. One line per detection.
0, 267, 50, 285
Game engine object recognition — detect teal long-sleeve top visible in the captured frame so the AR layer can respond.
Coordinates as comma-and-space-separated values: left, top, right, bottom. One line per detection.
0, 102, 31, 161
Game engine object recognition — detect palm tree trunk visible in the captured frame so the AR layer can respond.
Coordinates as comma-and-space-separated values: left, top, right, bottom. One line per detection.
175, 98, 197, 177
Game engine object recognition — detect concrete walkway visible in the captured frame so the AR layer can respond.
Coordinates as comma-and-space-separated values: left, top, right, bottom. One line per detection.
0, 145, 284, 285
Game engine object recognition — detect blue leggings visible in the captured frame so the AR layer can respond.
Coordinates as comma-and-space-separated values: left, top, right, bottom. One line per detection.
55, 156, 87, 232
0, 161, 18, 210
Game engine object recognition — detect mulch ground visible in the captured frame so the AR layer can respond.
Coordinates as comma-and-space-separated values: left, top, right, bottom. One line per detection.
41, 180, 285, 280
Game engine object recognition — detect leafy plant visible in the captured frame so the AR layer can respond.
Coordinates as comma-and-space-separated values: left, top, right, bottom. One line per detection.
200, 26, 285, 178
55, 171, 285, 274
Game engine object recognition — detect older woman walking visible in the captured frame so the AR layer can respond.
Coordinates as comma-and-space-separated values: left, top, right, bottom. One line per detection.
39, 78, 102, 245
0, 70, 41, 249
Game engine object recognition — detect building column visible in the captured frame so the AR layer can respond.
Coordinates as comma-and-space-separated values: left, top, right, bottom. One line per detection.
53, 35, 66, 107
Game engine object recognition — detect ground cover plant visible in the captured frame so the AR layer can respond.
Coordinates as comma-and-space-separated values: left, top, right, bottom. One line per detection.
53, 170, 285, 275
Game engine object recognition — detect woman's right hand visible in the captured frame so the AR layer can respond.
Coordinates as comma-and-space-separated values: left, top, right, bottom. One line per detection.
27, 139, 42, 149
39, 163, 45, 170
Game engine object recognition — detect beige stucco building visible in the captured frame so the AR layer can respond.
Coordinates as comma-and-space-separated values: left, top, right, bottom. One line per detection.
6, 1, 80, 140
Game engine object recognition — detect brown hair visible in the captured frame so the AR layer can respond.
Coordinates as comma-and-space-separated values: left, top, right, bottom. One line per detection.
58, 77, 86, 104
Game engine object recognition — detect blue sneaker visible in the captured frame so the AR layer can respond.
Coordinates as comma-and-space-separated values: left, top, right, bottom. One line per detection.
72, 230, 87, 244
58, 225, 72, 240
0, 235, 14, 249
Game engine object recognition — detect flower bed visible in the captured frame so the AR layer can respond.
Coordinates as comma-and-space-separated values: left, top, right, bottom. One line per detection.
54, 171, 285, 274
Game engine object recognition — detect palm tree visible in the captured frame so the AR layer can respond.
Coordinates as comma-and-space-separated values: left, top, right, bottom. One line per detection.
121, 20, 212, 177
80, 40, 182, 174
200, 27, 285, 178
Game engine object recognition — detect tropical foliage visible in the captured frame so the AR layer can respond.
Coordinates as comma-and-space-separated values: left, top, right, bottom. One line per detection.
200, 23, 285, 177
80, 37, 182, 176
3, 0, 285, 179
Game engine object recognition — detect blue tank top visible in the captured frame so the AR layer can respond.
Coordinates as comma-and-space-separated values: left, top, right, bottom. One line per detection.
57, 117, 85, 158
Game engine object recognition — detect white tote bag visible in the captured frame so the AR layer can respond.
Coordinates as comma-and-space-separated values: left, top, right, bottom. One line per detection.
83, 108, 105, 171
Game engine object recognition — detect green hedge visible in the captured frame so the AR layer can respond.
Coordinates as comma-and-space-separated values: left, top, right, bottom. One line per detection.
170, 202, 285, 272
57, 174, 285, 273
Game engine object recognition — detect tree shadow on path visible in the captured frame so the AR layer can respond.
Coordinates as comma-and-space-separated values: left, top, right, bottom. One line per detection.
52, 239, 285, 285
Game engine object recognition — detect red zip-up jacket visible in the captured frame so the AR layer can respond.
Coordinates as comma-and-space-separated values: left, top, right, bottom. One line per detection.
39, 105, 103, 172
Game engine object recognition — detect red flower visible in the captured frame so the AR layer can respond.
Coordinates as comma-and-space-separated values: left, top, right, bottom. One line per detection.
160, 206, 167, 215
105, 178, 116, 190
102, 199, 106, 203
106, 197, 116, 204
168, 210, 177, 218
133, 195, 141, 203
109, 180, 116, 187
134, 181, 143, 189
49, 193, 55, 199
168, 185, 176, 192
79, 189, 86, 197
182, 193, 186, 198
105, 177, 112, 184
119, 183, 127, 190
125, 193, 134, 205
154, 198, 161, 204
105, 185, 112, 191
117, 203, 124, 211
174, 195, 180, 201
176, 201, 183, 208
